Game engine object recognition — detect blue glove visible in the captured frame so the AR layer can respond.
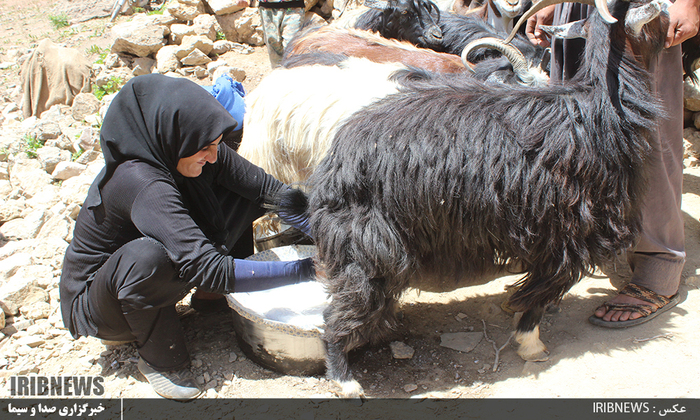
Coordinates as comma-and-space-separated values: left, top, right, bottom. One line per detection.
233, 258, 315, 292
277, 209, 311, 238
276, 188, 312, 238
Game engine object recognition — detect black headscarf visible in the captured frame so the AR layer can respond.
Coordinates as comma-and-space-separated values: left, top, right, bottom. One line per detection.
85, 74, 239, 245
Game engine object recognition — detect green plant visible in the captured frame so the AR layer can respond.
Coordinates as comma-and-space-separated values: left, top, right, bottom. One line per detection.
216, 31, 226, 41
85, 44, 103, 56
57, 27, 80, 42
133, 7, 146, 14
49, 13, 70, 29
89, 27, 106, 39
147, 5, 165, 15
72, 148, 85, 161
93, 76, 124, 101
95, 51, 109, 65
23, 134, 44, 158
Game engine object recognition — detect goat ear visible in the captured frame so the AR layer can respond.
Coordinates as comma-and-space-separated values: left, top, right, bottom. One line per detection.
624, 0, 668, 36
539, 20, 588, 40
364, 0, 391, 10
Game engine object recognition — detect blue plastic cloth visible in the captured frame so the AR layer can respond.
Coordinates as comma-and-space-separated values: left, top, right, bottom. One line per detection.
202, 74, 246, 132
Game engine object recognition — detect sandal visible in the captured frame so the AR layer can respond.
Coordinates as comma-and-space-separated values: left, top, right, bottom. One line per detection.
588, 283, 680, 328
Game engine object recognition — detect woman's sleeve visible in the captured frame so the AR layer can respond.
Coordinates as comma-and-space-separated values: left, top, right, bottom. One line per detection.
129, 179, 236, 293
212, 145, 287, 203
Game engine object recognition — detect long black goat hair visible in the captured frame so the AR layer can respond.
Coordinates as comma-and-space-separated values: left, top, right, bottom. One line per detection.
278, 0, 670, 395
312, 1, 664, 311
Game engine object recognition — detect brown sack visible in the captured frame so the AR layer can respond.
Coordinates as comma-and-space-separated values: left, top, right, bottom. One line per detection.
21, 39, 93, 118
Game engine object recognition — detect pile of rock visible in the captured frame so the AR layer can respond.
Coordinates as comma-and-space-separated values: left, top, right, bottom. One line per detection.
104, 0, 331, 84
0, 88, 111, 352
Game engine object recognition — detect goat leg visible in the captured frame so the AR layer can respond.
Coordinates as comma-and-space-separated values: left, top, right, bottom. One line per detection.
324, 338, 364, 398
513, 305, 549, 362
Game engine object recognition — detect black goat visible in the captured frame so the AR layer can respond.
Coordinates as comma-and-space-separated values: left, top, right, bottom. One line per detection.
438, 11, 547, 64
352, 0, 550, 80
354, 0, 444, 49
280, 0, 669, 397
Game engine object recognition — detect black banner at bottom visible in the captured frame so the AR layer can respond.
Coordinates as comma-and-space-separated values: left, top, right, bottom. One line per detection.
0, 398, 697, 420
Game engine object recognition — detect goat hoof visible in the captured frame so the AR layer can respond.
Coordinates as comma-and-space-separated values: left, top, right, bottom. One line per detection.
514, 327, 549, 362
519, 349, 550, 362
338, 380, 365, 398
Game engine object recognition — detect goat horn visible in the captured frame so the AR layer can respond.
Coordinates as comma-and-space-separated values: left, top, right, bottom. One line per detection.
504, 0, 617, 44
461, 37, 529, 76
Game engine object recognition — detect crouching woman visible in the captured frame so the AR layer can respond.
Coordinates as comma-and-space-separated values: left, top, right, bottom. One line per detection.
59, 74, 313, 400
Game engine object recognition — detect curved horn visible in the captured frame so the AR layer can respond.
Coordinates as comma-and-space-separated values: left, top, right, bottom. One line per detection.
504, 0, 617, 44
461, 37, 529, 76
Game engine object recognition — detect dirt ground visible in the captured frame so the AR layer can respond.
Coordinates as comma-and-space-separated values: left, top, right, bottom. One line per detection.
0, 0, 699, 406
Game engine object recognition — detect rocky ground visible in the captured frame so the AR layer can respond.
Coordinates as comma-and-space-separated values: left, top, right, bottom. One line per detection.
0, 0, 699, 409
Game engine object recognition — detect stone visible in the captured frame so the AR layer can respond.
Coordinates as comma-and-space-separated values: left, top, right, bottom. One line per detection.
170, 23, 197, 45
29, 237, 70, 269
216, 8, 264, 46
211, 60, 246, 82
403, 384, 418, 393
211, 40, 235, 55
36, 146, 71, 174
52, 161, 87, 181
1, 318, 33, 335
389, 341, 415, 359
684, 275, 700, 288
14, 265, 53, 288
29, 121, 62, 142
192, 14, 220, 41
16, 335, 46, 348
440, 332, 483, 353
9, 158, 52, 198
684, 79, 700, 112
0, 300, 19, 317
206, 0, 249, 16
78, 127, 100, 152
37, 214, 75, 243
71, 92, 101, 122
132, 57, 156, 76
181, 49, 212, 66
111, 17, 169, 57
25, 184, 61, 209
20, 301, 52, 320
45, 134, 76, 154
166, 0, 207, 22
0, 209, 47, 240
0, 199, 26, 223
156, 45, 181, 73
178, 35, 215, 58
0, 253, 33, 281
684, 127, 700, 154
193, 66, 208, 78
0, 278, 49, 309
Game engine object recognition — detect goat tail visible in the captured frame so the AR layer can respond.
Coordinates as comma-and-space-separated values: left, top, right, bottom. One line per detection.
265, 187, 312, 238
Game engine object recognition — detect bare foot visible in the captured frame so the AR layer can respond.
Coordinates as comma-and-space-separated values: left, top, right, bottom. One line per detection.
593, 292, 673, 322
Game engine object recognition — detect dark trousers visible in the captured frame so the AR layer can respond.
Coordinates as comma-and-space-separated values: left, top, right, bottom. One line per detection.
86, 191, 265, 370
